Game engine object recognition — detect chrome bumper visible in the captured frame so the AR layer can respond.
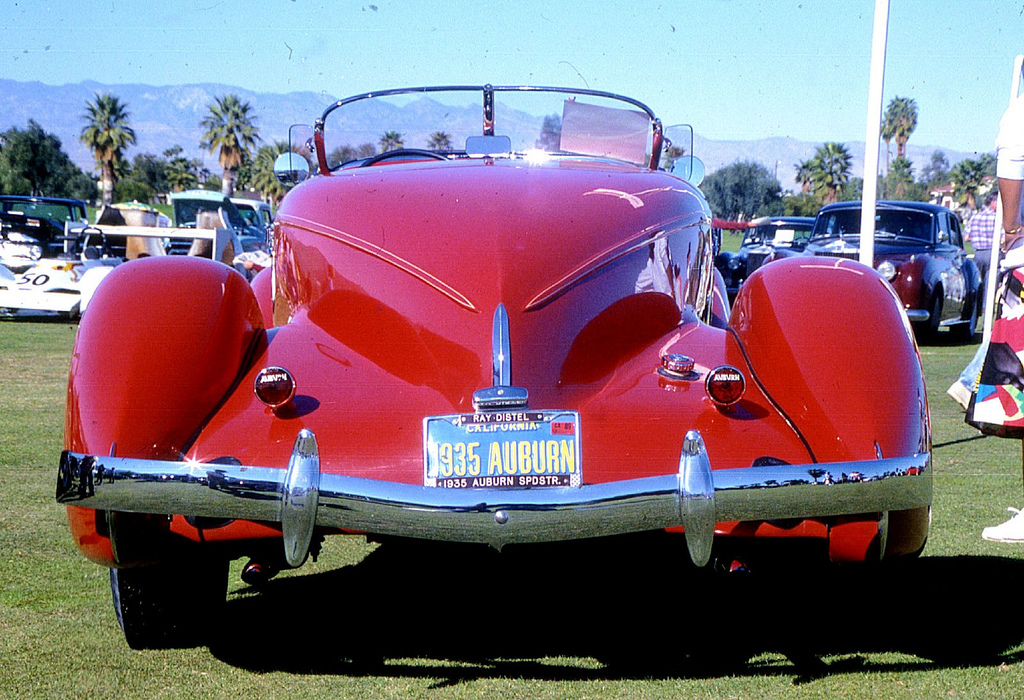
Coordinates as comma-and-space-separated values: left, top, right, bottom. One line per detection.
56, 429, 931, 568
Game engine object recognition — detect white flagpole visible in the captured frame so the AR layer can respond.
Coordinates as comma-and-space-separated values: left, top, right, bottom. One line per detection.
983, 54, 1024, 343
860, 0, 889, 268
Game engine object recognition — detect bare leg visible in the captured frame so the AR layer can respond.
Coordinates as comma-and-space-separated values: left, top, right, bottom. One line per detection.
1000, 176, 1024, 249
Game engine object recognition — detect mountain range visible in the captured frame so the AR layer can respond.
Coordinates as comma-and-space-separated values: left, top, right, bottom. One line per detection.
0, 79, 984, 193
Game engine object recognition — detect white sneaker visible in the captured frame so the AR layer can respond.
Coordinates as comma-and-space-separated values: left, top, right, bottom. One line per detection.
946, 380, 972, 411
982, 507, 1024, 542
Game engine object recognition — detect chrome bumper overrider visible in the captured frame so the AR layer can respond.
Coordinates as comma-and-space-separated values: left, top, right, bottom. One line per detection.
56, 429, 931, 568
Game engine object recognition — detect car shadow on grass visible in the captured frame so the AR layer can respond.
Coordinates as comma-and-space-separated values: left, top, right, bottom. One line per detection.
208, 538, 1024, 681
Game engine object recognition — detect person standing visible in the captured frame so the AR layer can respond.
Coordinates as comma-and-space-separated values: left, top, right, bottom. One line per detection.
967, 92, 1024, 541
968, 192, 998, 286
947, 193, 1000, 409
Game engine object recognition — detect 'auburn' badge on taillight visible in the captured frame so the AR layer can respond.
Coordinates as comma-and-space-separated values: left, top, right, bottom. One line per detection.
254, 366, 296, 408
705, 365, 745, 406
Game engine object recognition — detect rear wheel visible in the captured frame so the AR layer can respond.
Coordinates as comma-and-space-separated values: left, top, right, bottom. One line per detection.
110, 557, 228, 649
919, 290, 943, 344
951, 294, 979, 342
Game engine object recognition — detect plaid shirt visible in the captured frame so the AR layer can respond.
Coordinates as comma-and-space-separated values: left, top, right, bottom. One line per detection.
967, 208, 997, 251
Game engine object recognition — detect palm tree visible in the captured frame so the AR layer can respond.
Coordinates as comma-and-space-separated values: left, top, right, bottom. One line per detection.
80, 92, 136, 205
885, 96, 918, 159
794, 158, 816, 194
427, 132, 453, 152
250, 141, 290, 207
950, 159, 987, 210
378, 131, 404, 153
809, 142, 852, 204
880, 104, 898, 179
199, 94, 261, 197
886, 156, 915, 200
163, 145, 199, 192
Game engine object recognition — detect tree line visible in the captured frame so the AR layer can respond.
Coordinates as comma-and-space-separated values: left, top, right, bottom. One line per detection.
703, 96, 997, 221
1, 92, 997, 222
0, 90, 474, 207
0, 91, 290, 207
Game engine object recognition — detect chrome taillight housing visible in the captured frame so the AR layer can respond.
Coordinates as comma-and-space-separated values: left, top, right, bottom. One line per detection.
705, 365, 745, 406
254, 366, 296, 408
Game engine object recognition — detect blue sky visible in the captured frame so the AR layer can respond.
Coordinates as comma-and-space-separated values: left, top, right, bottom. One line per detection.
3, 0, 1022, 154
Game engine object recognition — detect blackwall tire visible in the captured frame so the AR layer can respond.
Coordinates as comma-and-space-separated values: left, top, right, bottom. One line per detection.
952, 297, 978, 342
110, 558, 228, 649
918, 291, 943, 345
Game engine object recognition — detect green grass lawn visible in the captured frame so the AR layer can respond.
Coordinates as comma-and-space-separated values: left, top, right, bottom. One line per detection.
3, 320, 1024, 698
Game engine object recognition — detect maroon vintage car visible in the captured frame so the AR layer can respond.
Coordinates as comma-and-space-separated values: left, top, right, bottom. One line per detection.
57, 85, 931, 649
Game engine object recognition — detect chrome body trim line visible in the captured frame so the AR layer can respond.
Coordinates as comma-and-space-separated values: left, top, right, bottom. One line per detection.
57, 431, 931, 565
492, 302, 511, 387
904, 309, 929, 322
473, 303, 529, 411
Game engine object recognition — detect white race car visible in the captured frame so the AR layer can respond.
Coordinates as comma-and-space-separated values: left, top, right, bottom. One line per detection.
0, 254, 119, 318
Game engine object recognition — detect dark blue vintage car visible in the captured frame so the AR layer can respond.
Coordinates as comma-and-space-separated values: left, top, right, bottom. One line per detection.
803, 200, 981, 342
0, 195, 89, 273
714, 216, 814, 300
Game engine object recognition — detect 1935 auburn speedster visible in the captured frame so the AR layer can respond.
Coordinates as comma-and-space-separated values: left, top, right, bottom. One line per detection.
56, 85, 932, 649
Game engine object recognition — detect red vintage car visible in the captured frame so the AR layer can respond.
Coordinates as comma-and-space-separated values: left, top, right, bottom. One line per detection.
57, 85, 932, 649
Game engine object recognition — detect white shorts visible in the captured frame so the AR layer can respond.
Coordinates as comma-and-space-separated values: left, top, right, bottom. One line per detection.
998, 146, 1024, 180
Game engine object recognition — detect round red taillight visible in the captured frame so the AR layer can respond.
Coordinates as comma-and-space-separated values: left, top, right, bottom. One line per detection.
254, 366, 296, 408
706, 365, 745, 406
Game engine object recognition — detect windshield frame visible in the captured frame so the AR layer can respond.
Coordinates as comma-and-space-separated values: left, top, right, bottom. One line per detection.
313, 84, 665, 173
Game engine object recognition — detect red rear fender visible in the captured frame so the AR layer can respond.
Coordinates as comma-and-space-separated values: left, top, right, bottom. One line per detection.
729, 257, 928, 463
65, 256, 266, 460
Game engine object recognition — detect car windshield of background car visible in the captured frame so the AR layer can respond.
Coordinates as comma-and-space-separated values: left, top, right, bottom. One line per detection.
811, 209, 930, 243
742, 229, 768, 246
771, 228, 797, 246
174, 199, 248, 232
875, 210, 931, 242
0, 201, 80, 222
811, 212, 856, 240
237, 208, 262, 228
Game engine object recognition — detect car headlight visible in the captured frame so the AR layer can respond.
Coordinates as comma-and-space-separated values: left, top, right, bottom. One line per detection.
729, 258, 743, 270
876, 260, 897, 281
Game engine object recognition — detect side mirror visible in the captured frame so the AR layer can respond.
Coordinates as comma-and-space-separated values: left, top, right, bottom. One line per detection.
672, 155, 705, 186
274, 152, 311, 185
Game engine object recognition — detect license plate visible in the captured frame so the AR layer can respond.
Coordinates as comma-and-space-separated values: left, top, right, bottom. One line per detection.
424, 410, 581, 488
